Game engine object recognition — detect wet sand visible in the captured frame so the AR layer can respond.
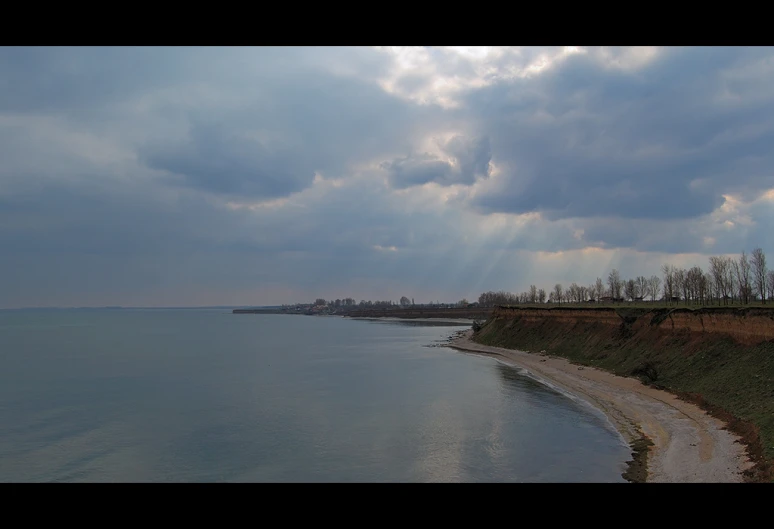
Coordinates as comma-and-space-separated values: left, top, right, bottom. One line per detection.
448, 330, 752, 483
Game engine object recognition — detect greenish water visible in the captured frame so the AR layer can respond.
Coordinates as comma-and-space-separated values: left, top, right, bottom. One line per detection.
0, 310, 630, 482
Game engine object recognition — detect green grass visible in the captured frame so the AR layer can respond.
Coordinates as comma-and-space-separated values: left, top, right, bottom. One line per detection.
474, 309, 774, 482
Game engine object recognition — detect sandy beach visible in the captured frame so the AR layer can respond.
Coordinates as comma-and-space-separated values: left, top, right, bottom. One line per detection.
448, 329, 753, 482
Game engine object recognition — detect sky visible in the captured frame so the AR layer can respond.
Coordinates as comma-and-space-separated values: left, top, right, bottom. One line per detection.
1, 46, 773, 308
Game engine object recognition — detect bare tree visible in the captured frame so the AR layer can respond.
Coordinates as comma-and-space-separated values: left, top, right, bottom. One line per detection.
733, 251, 752, 304
709, 256, 733, 305
704, 272, 715, 305
674, 268, 687, 305
586, 283, 599, 301
687, 266, 705, 305
751, 248, 767, 304
768, 270, 774, 301
478, 291, 520, 307
662, 264, 676, 304
725, 257, 737, 304
607, 269, 622, 301
529, 285, 538, 304
635, 276, 648, 300
400, 296, 411, 307
709, 256, 722, 305
648, 275, 661, 302
569, 282, 581, 303
624, 279, 637, 301
595, 277, 605, 301
553, 284, 563, 304
538, 288, 546, 303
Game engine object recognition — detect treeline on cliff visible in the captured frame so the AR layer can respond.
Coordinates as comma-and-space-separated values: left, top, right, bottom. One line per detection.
477, 247, 772, 307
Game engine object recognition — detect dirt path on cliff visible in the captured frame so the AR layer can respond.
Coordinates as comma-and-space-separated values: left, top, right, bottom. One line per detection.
448, 330, 752, 483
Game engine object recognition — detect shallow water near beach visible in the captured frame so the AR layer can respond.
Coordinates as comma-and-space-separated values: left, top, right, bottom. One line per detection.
0, 309, 630, 482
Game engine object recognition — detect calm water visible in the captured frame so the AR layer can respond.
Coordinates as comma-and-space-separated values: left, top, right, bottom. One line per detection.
0, 309, 630, 482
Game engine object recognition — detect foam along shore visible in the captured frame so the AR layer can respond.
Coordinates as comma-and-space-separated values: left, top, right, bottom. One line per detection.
350, 316, 475, 324
448, 329, 752, 483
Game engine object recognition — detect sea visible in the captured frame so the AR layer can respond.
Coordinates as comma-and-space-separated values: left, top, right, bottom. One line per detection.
0, 309, 631, 482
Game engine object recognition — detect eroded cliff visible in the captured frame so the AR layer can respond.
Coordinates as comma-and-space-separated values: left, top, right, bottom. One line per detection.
486, 305, 774, 345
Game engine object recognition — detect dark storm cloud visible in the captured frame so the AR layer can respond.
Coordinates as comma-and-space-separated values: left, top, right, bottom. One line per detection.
140, 121, 315, 199
0, 46, 390, 116
382, 154, 454, 188
128, 51, 444, 199
382, 135, 491, 188
464, 47, 774, 221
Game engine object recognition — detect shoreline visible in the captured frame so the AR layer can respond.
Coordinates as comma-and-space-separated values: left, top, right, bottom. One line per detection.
447, 329, 753, 483
348, 316, 474, 324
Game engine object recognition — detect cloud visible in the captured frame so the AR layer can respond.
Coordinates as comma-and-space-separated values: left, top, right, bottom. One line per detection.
1, 46, 774, 307
381, 135, 491, 188
140, 121, 316, 199
460, 47, 774, 221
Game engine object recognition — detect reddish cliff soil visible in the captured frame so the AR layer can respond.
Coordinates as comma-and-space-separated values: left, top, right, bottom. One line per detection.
655, 307, 774, 345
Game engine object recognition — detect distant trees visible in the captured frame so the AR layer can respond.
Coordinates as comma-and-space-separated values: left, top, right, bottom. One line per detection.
306, 248, 771, 313
595, 277, 605, 301
357, 299, 395, 308
732, 251, 753, 304
553, 283, 564, 304
674, 268, 686, 304
662, 264, 676, 303
529, 285, 538, 303
586, 283, 599, 301
751, 248, 767, 304
478, 290, 519, 307
607, 269, 622, 300
687, 266, 707, 305
624, 278, 636, 301
648, 276, 661, 302
635, 276, 648, 300
709, 256, 734, 305
469, 247, 768, 309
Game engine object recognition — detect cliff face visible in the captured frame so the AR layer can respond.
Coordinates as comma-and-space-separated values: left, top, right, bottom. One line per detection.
487, 306, 774, 346
655, 308, 774, 345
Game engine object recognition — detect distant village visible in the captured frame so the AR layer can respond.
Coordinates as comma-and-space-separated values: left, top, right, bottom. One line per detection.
280, 297, 478, 316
